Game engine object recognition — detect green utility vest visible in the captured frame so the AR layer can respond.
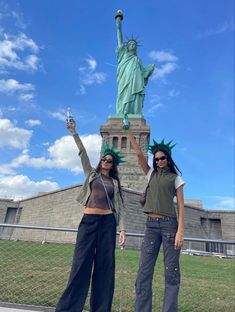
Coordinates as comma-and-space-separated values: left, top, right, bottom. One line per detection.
143, 168, 177, 217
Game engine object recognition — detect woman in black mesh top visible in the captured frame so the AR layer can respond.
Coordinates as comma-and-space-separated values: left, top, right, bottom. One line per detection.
55, 120, 126, 312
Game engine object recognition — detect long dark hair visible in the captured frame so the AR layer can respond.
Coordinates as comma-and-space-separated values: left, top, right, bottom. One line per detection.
153, 148, 182, 175
95, 154, 123, 201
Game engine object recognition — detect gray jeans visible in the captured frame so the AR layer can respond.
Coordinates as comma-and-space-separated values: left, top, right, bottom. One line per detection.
135, 216, 181, 312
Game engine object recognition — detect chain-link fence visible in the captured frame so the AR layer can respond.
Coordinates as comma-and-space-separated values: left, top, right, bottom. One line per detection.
0, 224, 234, 312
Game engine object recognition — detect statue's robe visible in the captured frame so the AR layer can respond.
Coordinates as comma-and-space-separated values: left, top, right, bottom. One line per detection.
116, 44, 145, 115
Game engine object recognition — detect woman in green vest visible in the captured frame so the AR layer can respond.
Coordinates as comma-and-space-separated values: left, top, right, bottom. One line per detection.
127, 129, 185, 312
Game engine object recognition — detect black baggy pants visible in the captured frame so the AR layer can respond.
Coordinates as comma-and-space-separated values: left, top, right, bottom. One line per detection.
55, 213, 116, 312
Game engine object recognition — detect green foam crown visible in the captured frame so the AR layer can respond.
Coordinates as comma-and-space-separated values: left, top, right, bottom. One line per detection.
147, 139, 176, 155
102, 144, 125, 165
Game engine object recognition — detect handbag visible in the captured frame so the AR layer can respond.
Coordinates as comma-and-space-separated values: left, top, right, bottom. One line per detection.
139, 189, 147, 206
100, 175, 118, 224
139, 170, 154, 206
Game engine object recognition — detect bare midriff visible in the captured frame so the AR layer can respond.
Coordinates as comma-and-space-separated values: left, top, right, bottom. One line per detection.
148, 212, 165, 218
84, 207, 113, 215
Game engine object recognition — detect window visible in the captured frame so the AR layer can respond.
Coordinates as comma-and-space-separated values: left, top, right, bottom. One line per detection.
208, 218, 222, 239
201, 217, 222, 239
146, 134, 150, 145
112, 137, 118, 148
121, 137, 127, 149
4, 208, 17, 224
1, 207, 17, 238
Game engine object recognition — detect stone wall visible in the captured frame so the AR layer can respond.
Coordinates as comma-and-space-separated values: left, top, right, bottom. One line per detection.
10, 185, 83, 243
1, 185, 234, 252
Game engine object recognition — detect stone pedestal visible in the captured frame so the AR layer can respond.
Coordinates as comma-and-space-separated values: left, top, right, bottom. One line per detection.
100, 117, 150, 192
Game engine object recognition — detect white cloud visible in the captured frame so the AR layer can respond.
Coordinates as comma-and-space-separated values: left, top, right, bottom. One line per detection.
18, 93, 35, 102
78, 56, 106, 94
82, 71, 106, 85
11, 11, 27, 29
0, 8, 27, 29
149, 94, 161, 104
0, 78, 35, 101
0, 78, 34, 93
0, 119, 32, 149
25, 54, 40, 71
86, 56, 97, 71
2, 134, 102, 174
8, 107, 17, 112
145, 103, 164, 117
207, 196, 235, 210
168, 89, 180, 97
197, 19, 234, 39
50, 109, 66, 122
0, 164, 16, 175
149, 50, 178, 62
48, 134, 102, 172
152, 63, 178, 80
80, 84, 86, 95
149, 50, 178, 80
25, 119, 41, 127
0, 174, 59, 200
0, 32, 40, 72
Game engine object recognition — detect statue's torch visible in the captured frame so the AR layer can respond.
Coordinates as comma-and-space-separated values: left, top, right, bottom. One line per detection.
115, 9, 124, 20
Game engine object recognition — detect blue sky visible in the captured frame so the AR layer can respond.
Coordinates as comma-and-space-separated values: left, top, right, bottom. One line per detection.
0, 0, 234, 210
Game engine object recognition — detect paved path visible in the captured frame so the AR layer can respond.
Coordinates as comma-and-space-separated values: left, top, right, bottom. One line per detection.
0, 304, 54, 312
0, 305, 87, 312
0, 308, 40, 312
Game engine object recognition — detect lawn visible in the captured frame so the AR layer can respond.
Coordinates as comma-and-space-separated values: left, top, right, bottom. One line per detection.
0, 239, 234, 311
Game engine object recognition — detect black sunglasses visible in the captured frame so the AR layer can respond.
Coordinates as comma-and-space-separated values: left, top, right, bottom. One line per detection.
101, 158, 113, 164
154, 156, 167, 162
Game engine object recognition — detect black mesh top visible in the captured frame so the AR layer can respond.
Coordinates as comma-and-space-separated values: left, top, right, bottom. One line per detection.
86, 174, 114, 210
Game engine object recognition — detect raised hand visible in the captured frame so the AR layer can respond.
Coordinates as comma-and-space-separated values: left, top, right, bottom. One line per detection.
66, 120, 76, 135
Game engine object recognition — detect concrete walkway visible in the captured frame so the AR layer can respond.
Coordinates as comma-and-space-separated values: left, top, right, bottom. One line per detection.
0, 309, 42, 312
0, 303, 54, 312
0, 304, 87, 312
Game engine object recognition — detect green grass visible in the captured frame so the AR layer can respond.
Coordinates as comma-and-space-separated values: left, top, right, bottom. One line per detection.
0, 239, 234, 311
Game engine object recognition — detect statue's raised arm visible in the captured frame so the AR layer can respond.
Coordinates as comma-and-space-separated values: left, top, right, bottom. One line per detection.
115, 10, 124, 48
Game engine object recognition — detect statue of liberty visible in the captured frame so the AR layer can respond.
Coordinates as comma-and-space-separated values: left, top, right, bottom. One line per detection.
115, 10, 155, 115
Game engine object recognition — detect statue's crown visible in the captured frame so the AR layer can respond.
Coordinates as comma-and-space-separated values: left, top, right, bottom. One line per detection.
147, 139, 176, 156
101, 144, 125, 165
126, 35, 142, 47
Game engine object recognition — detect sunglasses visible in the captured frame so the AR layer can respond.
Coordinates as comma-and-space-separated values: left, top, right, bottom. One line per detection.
154, 156, 167, 162
101, 158, 113, 164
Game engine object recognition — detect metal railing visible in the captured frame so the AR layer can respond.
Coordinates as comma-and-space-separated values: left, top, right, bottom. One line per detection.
0, 223, 234, 312
1, 222, 235, 256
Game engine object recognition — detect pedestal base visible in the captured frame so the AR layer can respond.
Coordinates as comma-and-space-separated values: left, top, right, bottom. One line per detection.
100, 117, 151, 191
